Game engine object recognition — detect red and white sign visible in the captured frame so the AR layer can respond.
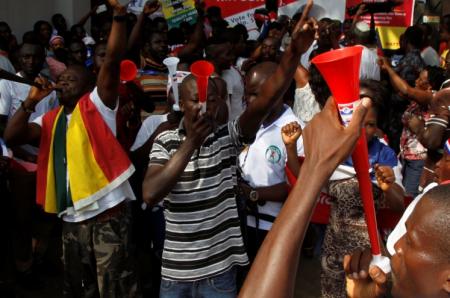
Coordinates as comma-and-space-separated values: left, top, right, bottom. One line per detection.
205, 0, 346, 39
346, 0, 416, 49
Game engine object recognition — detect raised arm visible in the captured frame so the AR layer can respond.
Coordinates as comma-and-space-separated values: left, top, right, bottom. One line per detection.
299, 0, 314, 28
177, 1, 206, 60
97, 1, 128, 109
239, 18, 317, 140
418, 89, 450, 149
239, 97, 371, 298
77, 4, 99, 27
142, 105, 212, 205
378, 57, 432, 106
294, 64, 309, 88
374, 164, 405, 212
127, 1, 160, 53
282, 121, 302, 176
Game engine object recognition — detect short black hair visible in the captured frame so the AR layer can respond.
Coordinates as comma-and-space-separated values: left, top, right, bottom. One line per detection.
233, 24, 249, 41
51, 13, 64, 24
66, 64, 96, 91
207, 6, 222, 18
153, 17, 168, 27
206, 28, 234, 46
0, 21, 11, 32
360, 79, 389, 130
404, 25, 423, 49
17, 42, 45, 57
442, 14, 450, 32
145, 30, 167, 44
0, 37, 8, 52
33, 20, 52, 34
22, 31, 40, 44
425, 66, 446, 91
420, 23, 433, 37
168, 28, 184, 45
93, 40, 107, 55
268, 22, 283, 32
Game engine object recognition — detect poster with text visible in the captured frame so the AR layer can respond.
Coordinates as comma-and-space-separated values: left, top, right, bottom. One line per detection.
205, 0, 346, 40
346, 0, 415, 50
161, 0, 198, 28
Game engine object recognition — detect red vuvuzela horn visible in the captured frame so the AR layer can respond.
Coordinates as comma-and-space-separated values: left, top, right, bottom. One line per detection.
120, 60, 138, 82
190, 60, 214, 113
312, 46, 391, 273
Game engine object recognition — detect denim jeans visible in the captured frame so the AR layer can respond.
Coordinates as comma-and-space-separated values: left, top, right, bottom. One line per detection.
160, 267, 237, 298
402, 159, 425, 198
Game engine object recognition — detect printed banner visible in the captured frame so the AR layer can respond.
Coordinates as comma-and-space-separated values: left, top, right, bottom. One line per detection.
128, 0, 198, 28
205, 0, 346, 40
346, 0, 416, 50
161, 0, 198, 28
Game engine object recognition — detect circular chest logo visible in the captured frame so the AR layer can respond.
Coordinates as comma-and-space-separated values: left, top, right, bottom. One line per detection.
265, 145, 282, 164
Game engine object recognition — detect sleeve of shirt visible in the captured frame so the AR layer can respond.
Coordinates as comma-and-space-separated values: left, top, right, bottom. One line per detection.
0, 56, 15, 74
32, 115, 43, 127
130, 120, 152, 152
379, 144, 404, 190
0, 80, 12, 116
148, 134, 171, 167
296, 136, 304, 156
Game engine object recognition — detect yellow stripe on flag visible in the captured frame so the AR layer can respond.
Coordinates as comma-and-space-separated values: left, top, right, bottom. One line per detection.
67, 106, 109, 208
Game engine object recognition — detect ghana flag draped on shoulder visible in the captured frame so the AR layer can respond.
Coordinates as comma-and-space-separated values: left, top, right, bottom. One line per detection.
36, 92, 134, 216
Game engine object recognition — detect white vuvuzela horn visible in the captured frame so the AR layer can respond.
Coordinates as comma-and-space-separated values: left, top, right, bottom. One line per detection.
163, 57, 180, 111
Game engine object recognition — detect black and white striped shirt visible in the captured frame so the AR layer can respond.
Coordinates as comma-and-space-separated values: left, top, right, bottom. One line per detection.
149, 119, 249, 281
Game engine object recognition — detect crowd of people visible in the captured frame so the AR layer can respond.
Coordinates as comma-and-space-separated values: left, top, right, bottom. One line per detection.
0, 0, 449, 297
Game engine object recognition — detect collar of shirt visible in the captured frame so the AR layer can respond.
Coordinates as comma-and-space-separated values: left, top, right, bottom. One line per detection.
262, 104, 291, 130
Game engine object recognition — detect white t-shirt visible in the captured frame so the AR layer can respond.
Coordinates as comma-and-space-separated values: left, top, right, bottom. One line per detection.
293, 83, 321, 124
421, 46, 440, 67
33, 87, 136, 222
130, 113, 168, 151
0, 72, 58, 121
300, 40, 317, 70
0, 72, 58, 157
239, 106, 305, 231
222, 66, 245, 121
0, 55, 15, 75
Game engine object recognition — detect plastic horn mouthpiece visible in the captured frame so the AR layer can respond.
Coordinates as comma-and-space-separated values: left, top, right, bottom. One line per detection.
163, 57, 181, 111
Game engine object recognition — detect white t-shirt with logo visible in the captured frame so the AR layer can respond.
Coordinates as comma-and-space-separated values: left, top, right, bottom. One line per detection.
239, 106, 304, 231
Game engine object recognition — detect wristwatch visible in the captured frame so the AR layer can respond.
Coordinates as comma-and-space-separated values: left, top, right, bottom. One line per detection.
249, 189, 259, 202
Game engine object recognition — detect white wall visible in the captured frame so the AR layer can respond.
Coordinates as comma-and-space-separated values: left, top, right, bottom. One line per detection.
0, 0, 90, 42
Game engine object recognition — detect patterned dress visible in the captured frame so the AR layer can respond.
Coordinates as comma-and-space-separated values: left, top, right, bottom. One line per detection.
321, 178, 383, 298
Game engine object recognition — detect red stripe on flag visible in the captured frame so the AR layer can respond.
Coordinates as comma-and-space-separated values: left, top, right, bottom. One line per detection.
77, 94, 131, 181
36, 107, 62, 207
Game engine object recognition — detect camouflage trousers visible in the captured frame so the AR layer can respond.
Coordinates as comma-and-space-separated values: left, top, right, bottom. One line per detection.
62, 203, 140, 298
